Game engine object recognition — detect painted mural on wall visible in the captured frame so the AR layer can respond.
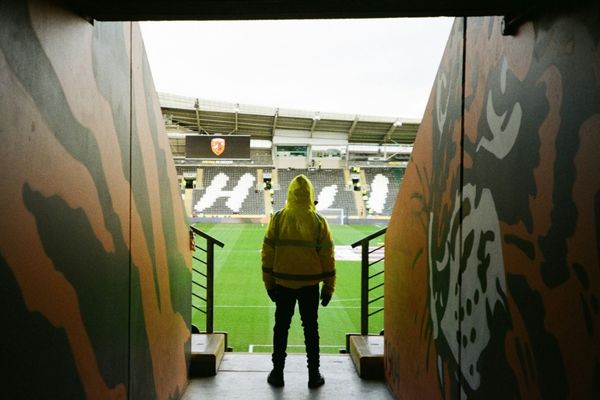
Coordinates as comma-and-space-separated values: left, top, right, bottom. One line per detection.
0, 0, 191, 399
386, 12, 600, 399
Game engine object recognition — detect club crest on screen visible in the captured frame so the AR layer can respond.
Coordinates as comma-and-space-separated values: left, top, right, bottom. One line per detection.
210, 138, 225, 156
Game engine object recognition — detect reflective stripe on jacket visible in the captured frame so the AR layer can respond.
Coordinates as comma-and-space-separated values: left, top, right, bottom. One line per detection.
261, 175, 336, 294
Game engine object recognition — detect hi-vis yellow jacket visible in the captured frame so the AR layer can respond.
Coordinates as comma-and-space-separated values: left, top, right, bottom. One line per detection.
261, 175, 336, 295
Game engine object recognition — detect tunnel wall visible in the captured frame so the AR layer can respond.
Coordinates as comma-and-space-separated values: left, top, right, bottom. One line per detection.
0, 1, 191, 399
385, 11, 600, 399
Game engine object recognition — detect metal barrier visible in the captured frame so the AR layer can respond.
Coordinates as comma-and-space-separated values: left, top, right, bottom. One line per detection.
351, 227, 386, 335
190, 225, 225, 333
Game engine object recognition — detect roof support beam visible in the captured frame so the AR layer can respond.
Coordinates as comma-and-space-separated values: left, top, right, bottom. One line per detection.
271, 108, 279, 136
384, 124, 396, 143
233, 103, 239, 134
194, 98, 206, 134
348, 116, 359, 140
384, 119, 402, 142
310, 112, 320, 138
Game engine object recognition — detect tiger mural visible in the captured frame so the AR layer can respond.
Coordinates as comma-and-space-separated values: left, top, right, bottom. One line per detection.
0, 0, 191, 398
385, 11, 600, 399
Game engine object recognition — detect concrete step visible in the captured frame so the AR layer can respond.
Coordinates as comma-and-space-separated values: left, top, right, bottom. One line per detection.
348, 334, 384, 380
189, 333, 227, 377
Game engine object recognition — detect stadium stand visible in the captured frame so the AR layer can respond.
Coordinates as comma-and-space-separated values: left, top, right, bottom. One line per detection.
185, 166, 407, 219
272, 169, 357, 217
162, 94, 414, 221
362, 168, 404, 216
193, 167, 264, 215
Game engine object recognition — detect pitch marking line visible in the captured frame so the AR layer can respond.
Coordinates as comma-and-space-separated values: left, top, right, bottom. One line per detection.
334, 245, 385, 261
212, 305, 362, 309
207, 298, 376, 309
248, 344, 342, 353
203, 246, 385, 261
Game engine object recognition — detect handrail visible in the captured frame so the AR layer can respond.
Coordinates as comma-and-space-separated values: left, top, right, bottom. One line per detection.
350, 227, 387, 248
351, 227, 386, 335
190, 225, 225, 248
190, 225, 225, 334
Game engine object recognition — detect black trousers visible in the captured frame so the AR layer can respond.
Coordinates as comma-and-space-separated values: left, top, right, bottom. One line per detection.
272, 284, 320, 371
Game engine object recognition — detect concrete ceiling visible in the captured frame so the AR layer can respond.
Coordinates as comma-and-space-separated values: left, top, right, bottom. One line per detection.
63, 0, 550, 21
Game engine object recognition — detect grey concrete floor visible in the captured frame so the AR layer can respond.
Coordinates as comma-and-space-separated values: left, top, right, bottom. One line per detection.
183, 353, 395, 400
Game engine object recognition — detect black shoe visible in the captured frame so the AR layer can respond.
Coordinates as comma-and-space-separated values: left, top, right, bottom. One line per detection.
308, 373, 325, 389
267, 370, 284, 387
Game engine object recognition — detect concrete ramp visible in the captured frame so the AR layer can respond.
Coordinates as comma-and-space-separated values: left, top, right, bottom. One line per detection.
183, 353, 393, 399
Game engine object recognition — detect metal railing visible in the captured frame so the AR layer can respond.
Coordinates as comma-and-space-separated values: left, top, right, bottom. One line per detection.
351, 227, 387, 335
190, 225, 225, 334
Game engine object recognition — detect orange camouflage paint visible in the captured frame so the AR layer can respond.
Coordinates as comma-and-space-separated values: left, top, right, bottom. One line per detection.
0, 0, 191, 399
386, 12, 600, 399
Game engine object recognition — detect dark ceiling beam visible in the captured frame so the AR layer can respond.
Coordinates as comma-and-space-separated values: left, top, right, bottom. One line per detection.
63, 0, 542, 21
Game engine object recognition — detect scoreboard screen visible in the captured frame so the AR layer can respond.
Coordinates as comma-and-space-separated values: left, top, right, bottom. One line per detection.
185, 135, 251, 159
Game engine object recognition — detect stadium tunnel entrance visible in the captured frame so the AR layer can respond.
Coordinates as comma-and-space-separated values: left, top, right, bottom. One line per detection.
2, 0, 599, 399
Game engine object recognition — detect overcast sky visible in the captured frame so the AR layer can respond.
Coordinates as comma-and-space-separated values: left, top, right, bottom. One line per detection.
140, 18, 454, 119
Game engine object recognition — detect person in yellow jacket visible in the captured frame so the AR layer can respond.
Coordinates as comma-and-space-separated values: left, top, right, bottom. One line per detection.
261, 174, 336, 389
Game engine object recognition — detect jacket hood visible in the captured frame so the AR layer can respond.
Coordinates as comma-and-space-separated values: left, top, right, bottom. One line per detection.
285, 174, 316, 211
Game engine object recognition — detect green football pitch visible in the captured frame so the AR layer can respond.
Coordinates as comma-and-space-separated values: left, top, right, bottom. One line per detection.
192, 223, 386, 353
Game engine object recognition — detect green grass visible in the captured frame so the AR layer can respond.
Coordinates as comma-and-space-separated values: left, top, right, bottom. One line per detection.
192, 223, 386, 353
